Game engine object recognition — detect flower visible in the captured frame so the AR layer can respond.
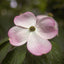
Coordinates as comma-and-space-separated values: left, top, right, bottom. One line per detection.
8, 12, 58, 56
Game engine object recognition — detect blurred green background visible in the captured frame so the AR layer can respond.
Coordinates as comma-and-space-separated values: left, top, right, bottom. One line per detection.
0, 0, 64, 64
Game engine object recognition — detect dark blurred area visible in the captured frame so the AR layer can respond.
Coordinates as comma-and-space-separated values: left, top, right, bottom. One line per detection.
0, 0, 64, 50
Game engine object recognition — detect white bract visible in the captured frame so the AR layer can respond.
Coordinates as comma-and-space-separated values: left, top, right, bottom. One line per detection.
8, 12, 58, 56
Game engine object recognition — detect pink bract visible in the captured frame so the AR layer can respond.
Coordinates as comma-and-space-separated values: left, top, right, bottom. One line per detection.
8, 12, 58, 56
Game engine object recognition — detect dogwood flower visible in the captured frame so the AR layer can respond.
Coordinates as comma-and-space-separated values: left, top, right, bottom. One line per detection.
8, 12, 58, 56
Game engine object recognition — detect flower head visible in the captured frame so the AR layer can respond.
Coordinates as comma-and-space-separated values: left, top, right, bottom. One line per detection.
8, 12, 58, 56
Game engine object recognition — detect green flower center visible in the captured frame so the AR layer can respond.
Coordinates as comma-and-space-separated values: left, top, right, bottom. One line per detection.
29, 26, 35, 32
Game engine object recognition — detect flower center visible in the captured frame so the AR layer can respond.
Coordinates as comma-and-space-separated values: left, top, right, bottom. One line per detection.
29, 26, 35, 32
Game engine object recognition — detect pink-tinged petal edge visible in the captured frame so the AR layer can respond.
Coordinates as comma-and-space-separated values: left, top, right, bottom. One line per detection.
36, 17, 58, 39
14, 12, 36, 28
27, 32, 52, 56
36, 15, 48, 24
8, 26, 29, 46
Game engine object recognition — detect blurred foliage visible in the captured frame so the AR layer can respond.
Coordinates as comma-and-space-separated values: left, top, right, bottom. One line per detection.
0, 0, 64, 64
2, 44, 26, 64
47, 0, 64, 19
0, 40, 11, 63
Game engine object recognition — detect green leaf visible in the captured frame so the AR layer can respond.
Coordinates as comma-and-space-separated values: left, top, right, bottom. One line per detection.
2, 44, 26, 64
52, 25, 64, 51
0, 41, 11, 63
23, 42, 62, 64
0, 37, 9, 45
46, 42, 62, 64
